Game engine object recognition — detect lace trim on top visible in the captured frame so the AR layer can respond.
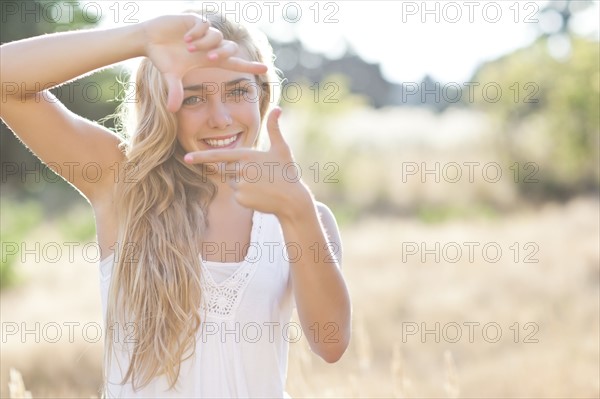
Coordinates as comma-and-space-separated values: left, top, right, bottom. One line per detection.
199, 212, 262, 319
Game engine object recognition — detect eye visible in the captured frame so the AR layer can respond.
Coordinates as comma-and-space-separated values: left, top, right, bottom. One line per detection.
182, 96, 206, 106
225, 87, 249, 100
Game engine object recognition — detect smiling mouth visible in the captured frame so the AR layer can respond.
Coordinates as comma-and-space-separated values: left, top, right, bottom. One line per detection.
202, 133, 241, 148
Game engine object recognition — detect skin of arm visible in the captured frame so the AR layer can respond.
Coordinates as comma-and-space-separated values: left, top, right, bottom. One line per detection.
280, 195, 351, 363
0, 24, 145, 201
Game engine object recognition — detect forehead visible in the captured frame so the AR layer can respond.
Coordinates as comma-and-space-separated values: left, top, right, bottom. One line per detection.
181, 48, 255, 87
181, 67, 254, 88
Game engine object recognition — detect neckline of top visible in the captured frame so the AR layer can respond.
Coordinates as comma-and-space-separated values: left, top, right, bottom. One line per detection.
98, 211, 262, 267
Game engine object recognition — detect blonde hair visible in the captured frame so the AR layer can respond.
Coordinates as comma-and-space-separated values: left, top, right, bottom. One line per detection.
105, 12, 281, 391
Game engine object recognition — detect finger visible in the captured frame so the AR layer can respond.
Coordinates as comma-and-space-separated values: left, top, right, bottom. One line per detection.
233, 190, 252, 209
227, 174, 238, 191
219, 57, 269, 74
184, 148, 255, 164
266, 107, 286, 148
187, 27, 223, 52
184, 16, 210, 43
204, 40, 239, 62
164, 73, 183, 113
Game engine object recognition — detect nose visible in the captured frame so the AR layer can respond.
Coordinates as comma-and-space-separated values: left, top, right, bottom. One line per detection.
207, 99, 233, 130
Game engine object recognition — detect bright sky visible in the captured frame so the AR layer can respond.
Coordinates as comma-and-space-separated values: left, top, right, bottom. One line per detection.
90, 0, 599, 83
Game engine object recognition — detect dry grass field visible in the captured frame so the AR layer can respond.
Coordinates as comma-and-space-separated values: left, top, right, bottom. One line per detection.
1, 196, 598, 398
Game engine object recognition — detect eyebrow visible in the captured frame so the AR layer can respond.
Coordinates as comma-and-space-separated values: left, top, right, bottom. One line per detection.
183, 78, 253, 91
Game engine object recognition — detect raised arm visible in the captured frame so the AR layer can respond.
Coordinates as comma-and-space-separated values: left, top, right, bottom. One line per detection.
0, 14, 267, 203
0, 24, 145, 202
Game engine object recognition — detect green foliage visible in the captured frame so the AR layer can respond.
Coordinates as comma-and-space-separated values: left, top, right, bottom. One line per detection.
328, 203, 360, 227
417, 204, 498, 224
57, 205, 96, 242
472, 35, 600, 199
0, 199, 43, 289
0, 0, 97, 43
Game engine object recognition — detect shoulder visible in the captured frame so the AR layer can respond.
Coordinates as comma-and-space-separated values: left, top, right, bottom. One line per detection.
315, 201, 343, 266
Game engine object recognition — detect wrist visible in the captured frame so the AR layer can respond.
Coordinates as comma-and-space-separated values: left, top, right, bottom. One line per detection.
276, 182, 314, 224
87, 23, 147, 61
119, 22, 148, 58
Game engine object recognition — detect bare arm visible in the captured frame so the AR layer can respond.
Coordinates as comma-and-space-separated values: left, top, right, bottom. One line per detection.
1, 25, 145, 92
280, 197, 351, 363
0, 25, 145, 202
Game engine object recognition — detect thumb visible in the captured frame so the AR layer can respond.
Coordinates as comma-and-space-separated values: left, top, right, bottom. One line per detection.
266, 107, 285, 148
164, 73, 183, 113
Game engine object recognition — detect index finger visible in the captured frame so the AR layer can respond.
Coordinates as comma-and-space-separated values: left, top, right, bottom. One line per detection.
184, 148, 256, 164
164, 73, 183, 113
219, 57, 268, 75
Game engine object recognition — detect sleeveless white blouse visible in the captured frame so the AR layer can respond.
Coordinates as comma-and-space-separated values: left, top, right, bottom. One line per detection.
99, 211, 295, 398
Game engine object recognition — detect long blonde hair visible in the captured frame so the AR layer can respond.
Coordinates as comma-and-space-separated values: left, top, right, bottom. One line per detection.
105, 12, 280, 390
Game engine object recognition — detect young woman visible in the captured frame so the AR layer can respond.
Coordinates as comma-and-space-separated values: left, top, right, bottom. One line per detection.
0, 10, 351, 398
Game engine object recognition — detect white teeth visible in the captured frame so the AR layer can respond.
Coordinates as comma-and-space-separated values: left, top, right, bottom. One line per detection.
204, 134, 238, 147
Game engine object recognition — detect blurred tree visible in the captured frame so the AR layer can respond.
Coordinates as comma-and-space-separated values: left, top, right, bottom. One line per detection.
537, 0, 596, 36
472, 33, 599, 200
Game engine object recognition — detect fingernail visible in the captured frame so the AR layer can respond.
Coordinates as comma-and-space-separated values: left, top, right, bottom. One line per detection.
187, 44, 196, 52
184, 35, 192, 42
184, 154, 193, 163
208, 52, 218, 61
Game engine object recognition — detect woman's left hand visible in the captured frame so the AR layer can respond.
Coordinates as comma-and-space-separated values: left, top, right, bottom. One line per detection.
183, 107, 312, 219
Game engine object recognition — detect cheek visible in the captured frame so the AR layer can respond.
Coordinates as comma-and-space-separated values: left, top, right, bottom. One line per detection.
252, 107, 262, 129
175, 112, 195, 138
249, 108, 262, 141
248, 98, 262, 127
174, 114, 196, 151
232, 100, 261, 132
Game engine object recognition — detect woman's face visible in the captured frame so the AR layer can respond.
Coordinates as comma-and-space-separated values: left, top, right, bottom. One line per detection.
176, 50, 262, 154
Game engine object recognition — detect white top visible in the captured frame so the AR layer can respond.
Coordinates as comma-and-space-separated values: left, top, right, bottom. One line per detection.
99, 211, 295, 398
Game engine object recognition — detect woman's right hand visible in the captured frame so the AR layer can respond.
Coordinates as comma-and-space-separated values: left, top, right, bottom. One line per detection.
141, 14, 267, 112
